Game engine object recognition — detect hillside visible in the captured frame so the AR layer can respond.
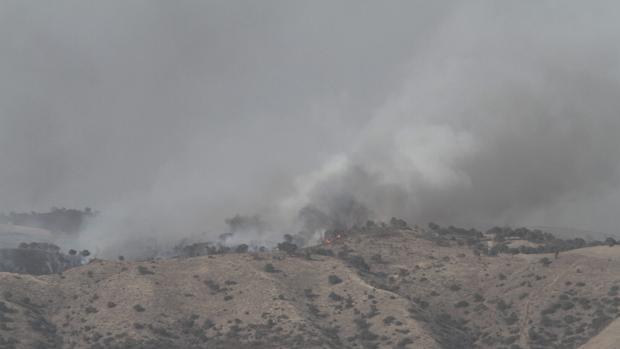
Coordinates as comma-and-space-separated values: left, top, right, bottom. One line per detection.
1, 230, 620, 349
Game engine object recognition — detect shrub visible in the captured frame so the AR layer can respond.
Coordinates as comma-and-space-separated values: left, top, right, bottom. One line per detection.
370, 254, 384, 263
496, 299, 511, 312
312, 248, 334, 257
539, 257, 552, 267
137, 266, 154, 275
390, 217, 410, 229
234, 244, 249, 253
347, 255, 370, 272
0, 301, 17, 314
560, 301, 575, 311
328, 275, 343, 285
277, 241, 298, 255
383, 316, 396, 325
328, 292, 343, 302
449, 284, 462, 291
396, 338, 414, 348
307, 303, 322, 317
504, 312, 519, 325
264, 263, 278, 273
204, 280, 221, 292
304, 289, 319, 300
133, 304, 146, 312
455, 301, 470, 308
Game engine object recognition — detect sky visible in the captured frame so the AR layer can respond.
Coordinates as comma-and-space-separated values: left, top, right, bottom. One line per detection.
2, 1, 620, 256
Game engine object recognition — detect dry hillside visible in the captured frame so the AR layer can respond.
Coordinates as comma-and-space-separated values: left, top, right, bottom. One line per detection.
1, 230, 620, 349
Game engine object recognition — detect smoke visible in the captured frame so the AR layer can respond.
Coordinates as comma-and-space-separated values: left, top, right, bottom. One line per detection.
281, 1, 620, 235
2, 1, 620, 257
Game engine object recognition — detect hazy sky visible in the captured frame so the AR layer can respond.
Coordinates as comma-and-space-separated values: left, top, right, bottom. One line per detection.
2, 1, 620, 254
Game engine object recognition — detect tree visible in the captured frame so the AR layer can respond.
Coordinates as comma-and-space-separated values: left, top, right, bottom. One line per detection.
235, 244, 249, 253
606, 237, 617, 247
390, 217, 410, 230
277, 241, 298, 255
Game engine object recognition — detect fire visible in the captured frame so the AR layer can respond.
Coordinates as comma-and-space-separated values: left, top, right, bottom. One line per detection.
322, 231, 345, 245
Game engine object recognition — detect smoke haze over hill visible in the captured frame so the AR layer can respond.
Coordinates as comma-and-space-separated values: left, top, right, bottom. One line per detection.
2, 1, 620, 256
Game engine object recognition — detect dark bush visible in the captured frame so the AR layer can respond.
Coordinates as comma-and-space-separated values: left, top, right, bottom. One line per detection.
235, 244, 249, 253
347, 255, 370, 272
539, 257, 552, 267
204, 280, 221, 292
311, 248, 334, 257
277, 241, 298, 255
390, 217, 410, 230
496, 299, 511, 312
264, 263, 278, 273
328, 292, 343, 301
504, 312, 519, 325
449, 284, 461, 291
137, 266, 154, 275
328, 275, 343, 285
455, 301, 469, 308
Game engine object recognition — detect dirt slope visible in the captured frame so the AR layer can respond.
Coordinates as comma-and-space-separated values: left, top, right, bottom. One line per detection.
2, 230, 620, 349
0, 248, 438, 349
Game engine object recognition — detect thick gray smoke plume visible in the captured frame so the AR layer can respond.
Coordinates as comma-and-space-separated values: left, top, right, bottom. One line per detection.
2, 1, 620, 257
